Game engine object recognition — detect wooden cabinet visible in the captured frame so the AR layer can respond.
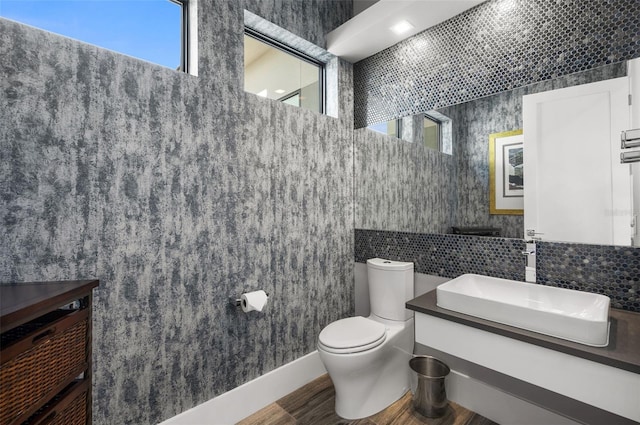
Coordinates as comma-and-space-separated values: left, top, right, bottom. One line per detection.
1, 280, 99, 425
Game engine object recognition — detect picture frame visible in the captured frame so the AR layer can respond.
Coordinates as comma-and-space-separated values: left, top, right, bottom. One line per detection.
489, 129, 524, 215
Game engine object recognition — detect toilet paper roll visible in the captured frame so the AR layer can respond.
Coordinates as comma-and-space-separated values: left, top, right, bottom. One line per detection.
241, 290, 268, 313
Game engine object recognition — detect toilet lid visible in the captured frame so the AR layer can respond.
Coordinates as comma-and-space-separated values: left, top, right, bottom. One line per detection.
318, 317, 386, 354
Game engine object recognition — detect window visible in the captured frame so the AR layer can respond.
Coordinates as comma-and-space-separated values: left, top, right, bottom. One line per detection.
0, 0, 189, 72
423, 116, 441, 150
365, 113, 452, 154
244, 29, 324, 113
367, 120, 401, 137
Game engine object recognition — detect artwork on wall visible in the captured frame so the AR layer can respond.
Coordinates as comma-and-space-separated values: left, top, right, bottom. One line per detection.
490, 130, 524, 215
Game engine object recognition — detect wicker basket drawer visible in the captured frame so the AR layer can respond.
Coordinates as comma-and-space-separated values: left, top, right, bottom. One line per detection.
41, 390, 87, 425
21, 380, 89, 425
0, 310, 89, 425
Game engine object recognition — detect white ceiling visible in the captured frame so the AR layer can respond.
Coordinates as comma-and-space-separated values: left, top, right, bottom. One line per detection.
327, 0, 485, 63
353, 0, 380, 15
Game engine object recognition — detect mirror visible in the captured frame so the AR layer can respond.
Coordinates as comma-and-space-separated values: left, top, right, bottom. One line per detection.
355, 62, 639, 246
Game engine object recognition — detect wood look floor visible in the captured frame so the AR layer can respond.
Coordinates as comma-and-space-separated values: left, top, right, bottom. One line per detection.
237, 374, 498, 425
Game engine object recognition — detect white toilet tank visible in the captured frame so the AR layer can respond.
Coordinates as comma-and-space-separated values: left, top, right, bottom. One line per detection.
367, 258, 414, 321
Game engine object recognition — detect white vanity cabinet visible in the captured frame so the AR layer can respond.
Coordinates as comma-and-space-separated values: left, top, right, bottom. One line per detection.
408, 290, 640, 425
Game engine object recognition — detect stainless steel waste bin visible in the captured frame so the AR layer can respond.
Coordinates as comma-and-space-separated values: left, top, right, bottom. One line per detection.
409, 355, 450, 418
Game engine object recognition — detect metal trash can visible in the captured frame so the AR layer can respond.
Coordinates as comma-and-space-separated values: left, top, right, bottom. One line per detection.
409, 355, 450, 418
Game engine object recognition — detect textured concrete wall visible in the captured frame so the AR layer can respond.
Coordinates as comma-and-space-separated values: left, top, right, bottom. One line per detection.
353, 129, 455, 233
0, 1, 353, 423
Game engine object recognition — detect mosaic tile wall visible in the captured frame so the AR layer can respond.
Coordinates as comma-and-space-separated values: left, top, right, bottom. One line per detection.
355, 229, 640, 312
537, 242, 640, 312
354, 0, 640, 127
354, 229, 526, 281
0, 1, 354, 423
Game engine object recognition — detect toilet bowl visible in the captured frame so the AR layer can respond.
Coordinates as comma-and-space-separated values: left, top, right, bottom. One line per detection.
317, 258, 415, 419
318, 315, 414, 419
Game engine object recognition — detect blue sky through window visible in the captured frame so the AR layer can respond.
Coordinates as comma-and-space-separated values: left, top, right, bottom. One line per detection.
0, 0, 182, 70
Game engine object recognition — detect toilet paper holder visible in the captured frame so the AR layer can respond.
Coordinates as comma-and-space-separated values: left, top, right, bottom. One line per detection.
233, 292, 269, 307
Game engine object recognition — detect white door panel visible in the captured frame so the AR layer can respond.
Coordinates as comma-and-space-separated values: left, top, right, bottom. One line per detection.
523, 77, 631, 245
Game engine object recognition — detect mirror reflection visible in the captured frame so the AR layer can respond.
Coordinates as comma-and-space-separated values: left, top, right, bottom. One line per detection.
359, 61, 639, 246
367, 113, 453, 155
523, 76, 635, 247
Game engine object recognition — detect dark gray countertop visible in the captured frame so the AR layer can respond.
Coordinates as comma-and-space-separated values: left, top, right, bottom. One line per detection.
407, 290, 640, 374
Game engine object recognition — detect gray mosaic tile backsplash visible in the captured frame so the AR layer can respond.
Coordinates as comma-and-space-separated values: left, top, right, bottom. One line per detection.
537, 242, 640, 312
355, 229, 640, 312
355, 229, 526, 281
354, 0, 640, 127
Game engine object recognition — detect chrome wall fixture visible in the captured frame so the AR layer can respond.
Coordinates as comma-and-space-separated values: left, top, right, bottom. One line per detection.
621, 128, 640, 163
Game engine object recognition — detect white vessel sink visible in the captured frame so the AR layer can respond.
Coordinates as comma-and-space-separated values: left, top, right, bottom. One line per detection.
436, 274, 610, 347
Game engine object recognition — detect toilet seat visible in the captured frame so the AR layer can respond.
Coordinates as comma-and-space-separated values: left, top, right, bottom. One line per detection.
318, 317, 387, 354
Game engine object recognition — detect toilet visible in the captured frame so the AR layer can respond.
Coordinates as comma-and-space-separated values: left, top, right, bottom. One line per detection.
317, 258, 414, 419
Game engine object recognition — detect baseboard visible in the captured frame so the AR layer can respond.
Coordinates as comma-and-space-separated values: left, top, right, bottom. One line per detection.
158, 351, 326, 425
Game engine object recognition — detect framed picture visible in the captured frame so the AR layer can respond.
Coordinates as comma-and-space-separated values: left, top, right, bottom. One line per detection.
489, 129, 524, 215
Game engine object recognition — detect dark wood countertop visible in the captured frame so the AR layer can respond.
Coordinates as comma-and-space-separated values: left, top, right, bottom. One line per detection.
407, 289, 640, 374
1, 280, 99, 333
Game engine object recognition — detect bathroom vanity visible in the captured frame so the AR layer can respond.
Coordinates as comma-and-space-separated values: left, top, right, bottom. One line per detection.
0, 280, 99, 425
407, 289, 640, 425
